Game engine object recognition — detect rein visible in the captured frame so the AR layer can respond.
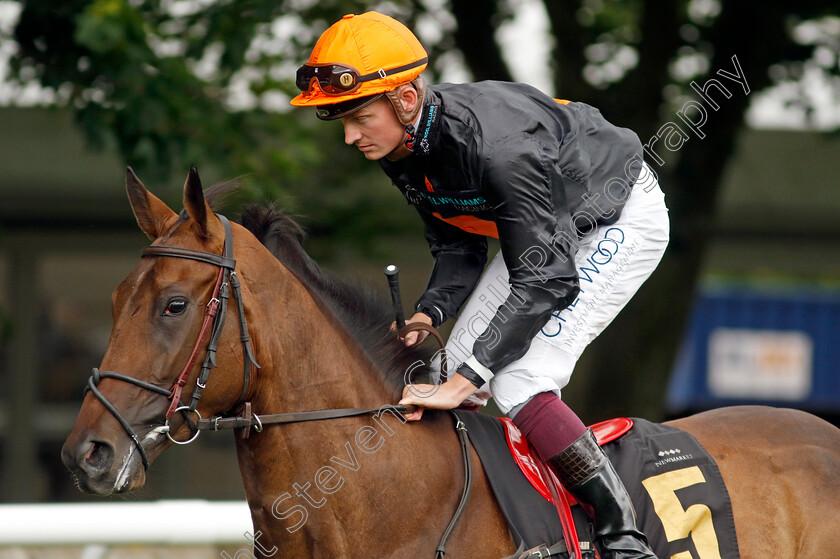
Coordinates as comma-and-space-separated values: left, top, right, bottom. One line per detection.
198, 404, 415, 432
85, 212, 472, 556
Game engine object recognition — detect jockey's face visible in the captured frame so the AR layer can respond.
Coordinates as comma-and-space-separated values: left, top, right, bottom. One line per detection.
342, 97, 407, 161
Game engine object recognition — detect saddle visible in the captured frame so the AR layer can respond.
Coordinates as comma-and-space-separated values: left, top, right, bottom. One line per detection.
452, 410, 740, 559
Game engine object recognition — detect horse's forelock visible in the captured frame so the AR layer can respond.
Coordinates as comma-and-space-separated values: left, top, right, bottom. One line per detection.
205, 180, 242, 211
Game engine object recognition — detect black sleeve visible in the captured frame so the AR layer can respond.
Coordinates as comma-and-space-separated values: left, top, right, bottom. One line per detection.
414, 210, 488, 327
470, 133, 580, 374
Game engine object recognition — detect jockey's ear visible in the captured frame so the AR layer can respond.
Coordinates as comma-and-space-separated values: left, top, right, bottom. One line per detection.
385, 76, 425, 126
183, 165, 212, 239
386, 82, 419, 126
125, 167, 177, 241
397, 84, 417, 114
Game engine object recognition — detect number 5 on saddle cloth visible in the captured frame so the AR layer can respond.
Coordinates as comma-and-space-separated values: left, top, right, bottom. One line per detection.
454, 411, 740, 559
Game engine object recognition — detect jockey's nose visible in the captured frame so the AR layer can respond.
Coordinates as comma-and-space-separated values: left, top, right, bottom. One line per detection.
343, 120, 362, 145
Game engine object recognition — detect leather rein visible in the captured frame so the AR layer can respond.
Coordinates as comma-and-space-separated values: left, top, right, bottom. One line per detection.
83, 213, 471, 555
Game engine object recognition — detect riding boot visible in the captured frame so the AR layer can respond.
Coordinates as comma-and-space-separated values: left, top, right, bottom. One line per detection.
548, 429, 658, 559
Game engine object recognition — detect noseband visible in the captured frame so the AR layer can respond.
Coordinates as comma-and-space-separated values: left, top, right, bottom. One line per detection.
85, 214, 259, 470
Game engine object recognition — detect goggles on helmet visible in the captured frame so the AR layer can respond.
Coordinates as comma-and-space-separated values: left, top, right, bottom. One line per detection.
296, 57, 428, 95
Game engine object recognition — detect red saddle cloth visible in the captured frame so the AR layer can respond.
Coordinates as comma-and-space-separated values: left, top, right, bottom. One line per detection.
500, 417, 634, 504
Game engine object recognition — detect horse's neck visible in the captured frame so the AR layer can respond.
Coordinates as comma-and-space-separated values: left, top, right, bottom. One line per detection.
228, 243, 513, 557
245, 257, 395, 417
233, 254, 424, 550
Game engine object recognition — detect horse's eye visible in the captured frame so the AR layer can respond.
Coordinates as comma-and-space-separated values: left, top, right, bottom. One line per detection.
164, 299, 188, 316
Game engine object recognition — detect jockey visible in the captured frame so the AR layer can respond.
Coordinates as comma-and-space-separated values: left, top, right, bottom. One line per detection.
291, 11, 668, 559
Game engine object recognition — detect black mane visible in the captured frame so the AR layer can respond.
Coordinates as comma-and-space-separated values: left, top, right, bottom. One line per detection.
239, 203, 434, 396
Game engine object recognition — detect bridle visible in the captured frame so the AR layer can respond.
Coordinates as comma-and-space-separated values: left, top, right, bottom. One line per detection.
83, 211, 472, 556
85, 214, 259, 470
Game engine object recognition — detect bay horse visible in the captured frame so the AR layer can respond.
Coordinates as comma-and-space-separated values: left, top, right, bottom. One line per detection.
62, 168, 840, 558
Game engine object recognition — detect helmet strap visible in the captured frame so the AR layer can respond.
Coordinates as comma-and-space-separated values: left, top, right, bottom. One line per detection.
404, 123, 417, 151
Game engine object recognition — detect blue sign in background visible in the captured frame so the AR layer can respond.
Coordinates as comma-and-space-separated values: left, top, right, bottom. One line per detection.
667, 287, 840, 415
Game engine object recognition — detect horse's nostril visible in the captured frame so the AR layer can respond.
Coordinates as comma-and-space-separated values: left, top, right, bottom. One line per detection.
83, 440, 114, 473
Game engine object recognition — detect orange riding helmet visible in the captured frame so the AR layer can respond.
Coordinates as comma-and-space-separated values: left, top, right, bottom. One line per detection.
291, 12, 428, 123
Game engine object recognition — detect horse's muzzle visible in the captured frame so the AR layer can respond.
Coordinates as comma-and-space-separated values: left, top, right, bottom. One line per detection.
61, 433, 144, 495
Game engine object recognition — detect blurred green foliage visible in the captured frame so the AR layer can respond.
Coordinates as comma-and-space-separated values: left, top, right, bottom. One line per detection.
5, 0, 840, 418
8, 0, 433, 248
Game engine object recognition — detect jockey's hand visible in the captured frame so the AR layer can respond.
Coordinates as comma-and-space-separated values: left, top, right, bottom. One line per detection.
391, 311, 433, 347
399, 373, 478, 421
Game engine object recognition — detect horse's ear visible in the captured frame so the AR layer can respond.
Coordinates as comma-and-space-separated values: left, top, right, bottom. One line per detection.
183, 166, 211, 239
126, 167, 177, 240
